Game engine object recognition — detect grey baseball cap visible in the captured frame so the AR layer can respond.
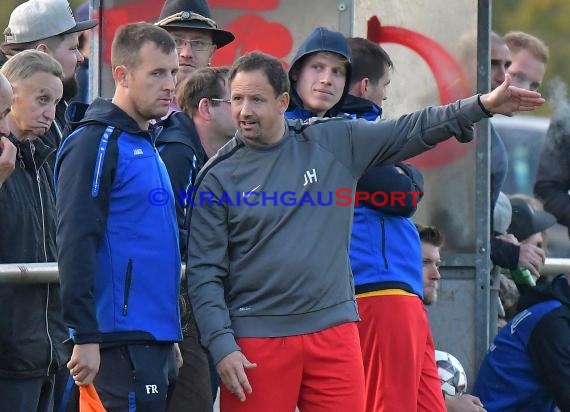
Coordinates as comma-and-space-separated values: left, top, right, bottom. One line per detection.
4, 0, 97, 45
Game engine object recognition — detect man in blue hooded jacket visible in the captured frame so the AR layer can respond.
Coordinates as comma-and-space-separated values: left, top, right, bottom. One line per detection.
55, 23, 182, 411
474, 274, 570, 411
342, 38, 446, 412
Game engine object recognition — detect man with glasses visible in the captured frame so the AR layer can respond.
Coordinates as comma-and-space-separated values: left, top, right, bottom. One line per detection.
155, 59, 234, 412
157, 65, 234, 239
156, 0, 234, 112
155, 5, 234, 408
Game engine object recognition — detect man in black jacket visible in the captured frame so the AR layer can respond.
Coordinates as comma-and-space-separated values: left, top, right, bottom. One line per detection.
0, 50, 67, 412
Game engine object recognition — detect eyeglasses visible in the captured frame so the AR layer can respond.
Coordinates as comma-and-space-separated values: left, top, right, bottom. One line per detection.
209, 98, 231, 104
172, 37, 214, 51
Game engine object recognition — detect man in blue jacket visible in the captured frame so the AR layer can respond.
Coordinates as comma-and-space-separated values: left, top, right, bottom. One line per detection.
474, 274, 570, 411
341, 37, 446, 412
55, 22, 181, 411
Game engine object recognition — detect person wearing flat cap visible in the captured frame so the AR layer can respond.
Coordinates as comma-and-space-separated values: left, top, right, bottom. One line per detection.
156, 0, 234, 99
1, 0, 97, 168
155, 1, 234, 411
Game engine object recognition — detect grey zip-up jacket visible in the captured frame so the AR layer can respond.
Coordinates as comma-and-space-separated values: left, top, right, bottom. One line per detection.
187, 95, 488, 364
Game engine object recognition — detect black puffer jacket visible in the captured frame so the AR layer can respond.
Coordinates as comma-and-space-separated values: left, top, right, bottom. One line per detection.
0, 135, 69, 378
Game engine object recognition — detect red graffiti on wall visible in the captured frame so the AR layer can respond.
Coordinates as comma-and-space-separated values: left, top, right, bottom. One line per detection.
98, 0, 290, 68
368, 16, 472, 168
98, 1, 162, 65
96, 4, 471, 169
212, 14, 292, 67
210, 0, 278, 10
210, 0, 292, 66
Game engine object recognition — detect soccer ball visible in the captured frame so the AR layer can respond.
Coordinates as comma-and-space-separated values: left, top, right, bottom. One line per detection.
435, 349, 467, 396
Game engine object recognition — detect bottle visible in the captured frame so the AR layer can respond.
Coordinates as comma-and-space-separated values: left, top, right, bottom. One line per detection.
510, 267, 536, 286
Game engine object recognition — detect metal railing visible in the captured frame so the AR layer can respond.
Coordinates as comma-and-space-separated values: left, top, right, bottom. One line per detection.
0, 262, 187, 284
540, 258, 570, 277
0, 259, 568, 284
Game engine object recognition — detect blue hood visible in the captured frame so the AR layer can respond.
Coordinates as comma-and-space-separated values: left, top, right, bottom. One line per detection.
288, 27, 352, 117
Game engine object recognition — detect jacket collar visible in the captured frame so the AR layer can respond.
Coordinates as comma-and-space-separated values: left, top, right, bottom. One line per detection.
9, 134, 55, 172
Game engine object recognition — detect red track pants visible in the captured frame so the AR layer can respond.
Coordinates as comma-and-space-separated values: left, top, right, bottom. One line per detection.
357, 294, 445, 412
220, 322, 365, 412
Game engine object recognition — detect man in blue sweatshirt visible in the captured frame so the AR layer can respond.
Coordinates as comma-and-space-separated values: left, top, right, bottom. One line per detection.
341, 37, 446, 412
56, 23, 182, 411
474, 274, 570, 411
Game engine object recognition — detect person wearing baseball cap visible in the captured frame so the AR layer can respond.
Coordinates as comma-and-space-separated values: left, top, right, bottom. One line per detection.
1, 0, 98, 165
508, 196, 556, 249
2, 0, 97, 80
156, 0, 234, 92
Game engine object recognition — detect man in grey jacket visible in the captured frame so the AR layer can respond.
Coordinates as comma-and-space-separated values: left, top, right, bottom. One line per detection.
186, 51, 544, 412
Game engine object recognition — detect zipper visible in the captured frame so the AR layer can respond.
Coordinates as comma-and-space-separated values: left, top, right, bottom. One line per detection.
380, 217, 389, 270
29, 139, 54, 376
123, 259, 133, 315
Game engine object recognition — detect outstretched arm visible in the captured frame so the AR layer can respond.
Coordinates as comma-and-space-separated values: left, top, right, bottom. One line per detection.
338, 77, 544, 177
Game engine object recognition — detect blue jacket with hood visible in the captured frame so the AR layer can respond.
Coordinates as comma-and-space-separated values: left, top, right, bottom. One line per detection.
54, 98, 182, 345
341, 95, 425, 297
474, 274, 570, 411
